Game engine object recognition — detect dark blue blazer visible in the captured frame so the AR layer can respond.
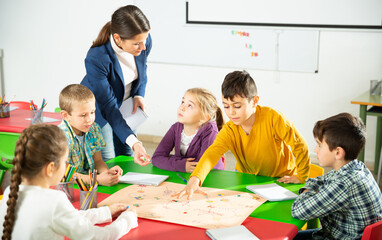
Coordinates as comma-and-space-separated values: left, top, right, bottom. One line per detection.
81, 34, 152, 144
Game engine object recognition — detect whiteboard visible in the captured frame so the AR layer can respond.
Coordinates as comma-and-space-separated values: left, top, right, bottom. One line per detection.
137, 0, 319, 73
0, 49, 4, 96
188, 0, 382, 29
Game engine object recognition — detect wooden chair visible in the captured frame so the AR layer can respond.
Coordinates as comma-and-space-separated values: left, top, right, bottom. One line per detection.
361, 220, 382, 240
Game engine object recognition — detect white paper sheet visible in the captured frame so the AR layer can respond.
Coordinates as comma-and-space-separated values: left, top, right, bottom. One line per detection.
119, 97, 148, 130
25, 116, 61, 123
119, 172, 169, 186
246, 183, 298, 201
206, 225, 259, 240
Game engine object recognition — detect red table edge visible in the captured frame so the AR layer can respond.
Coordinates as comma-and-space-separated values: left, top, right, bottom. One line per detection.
0, 110, 62, 133
67, 189, 298, 240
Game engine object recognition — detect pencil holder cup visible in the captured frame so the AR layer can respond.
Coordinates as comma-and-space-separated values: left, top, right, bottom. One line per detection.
80, 186, 98, 210
54, 180, 75, 202
370, 80, 382, 95
0, 103, 10, 118
31, 109, 43, 124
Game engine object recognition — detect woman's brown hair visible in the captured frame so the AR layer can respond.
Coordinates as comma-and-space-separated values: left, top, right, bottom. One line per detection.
2, 124, 68, 239
92, 5, 150, 48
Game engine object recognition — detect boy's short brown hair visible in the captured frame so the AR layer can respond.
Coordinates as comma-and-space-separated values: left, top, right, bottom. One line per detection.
221, 70, 257, 101
59, 84, 95, 114
313, 112, 366, 161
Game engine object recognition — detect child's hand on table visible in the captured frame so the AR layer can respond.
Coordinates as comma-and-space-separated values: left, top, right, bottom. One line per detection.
172, 176, 207, 200
98, 171, 120, 186
109, 166, 123, 176
185, 158, 197, 173
108, 203, 129, 218
109, 204, 139, 229
277, 175, 300, 184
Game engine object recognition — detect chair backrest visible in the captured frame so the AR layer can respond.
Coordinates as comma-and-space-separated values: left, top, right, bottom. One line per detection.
0, 160, 13, 194
221, 156, 226, 168
0, 132, 20, 161
10, 101, 36, 110
361, 220, 382, 240
309, 164, 324, 178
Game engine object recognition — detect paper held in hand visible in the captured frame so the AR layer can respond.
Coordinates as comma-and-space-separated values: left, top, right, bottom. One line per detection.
119, 97, 148, 130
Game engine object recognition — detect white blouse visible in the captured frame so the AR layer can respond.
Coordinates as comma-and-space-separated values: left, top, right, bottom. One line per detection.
180, 130, 197, 156
110, 35, 138, 100
0, 185, 137, 240
110, 36, 141, 147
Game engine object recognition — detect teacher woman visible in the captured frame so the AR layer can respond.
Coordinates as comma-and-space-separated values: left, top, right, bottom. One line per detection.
81, 5, 151, 166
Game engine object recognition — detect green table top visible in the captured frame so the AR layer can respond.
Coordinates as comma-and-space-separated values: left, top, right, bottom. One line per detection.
100, 156, 306, 229
351, 90, 382, 107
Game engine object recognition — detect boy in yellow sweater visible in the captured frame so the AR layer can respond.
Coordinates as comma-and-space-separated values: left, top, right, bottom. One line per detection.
175, 70, 310, 199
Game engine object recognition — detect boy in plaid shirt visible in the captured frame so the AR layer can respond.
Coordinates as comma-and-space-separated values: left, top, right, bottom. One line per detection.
59, 84, 123, 186
292, 113, 382, 239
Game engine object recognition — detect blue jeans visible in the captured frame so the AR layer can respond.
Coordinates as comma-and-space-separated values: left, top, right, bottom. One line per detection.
101, 123, 115, 161
113, 131, 134, 157
101, 123, 135, 161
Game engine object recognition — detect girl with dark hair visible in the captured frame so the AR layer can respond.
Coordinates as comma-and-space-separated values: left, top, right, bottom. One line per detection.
81, 5, 152, 166
0, 125, 137, 239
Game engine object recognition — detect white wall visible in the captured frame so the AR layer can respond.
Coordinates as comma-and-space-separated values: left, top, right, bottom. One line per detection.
0, 0, 133, 108
142, 30, 382, 167
1, 1, 382, 166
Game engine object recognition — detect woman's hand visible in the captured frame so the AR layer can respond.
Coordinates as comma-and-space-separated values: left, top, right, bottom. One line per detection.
133, 142, 151, 166
185, 158, 197, 173
132, 97, 145, 113
172, 176, 206, 200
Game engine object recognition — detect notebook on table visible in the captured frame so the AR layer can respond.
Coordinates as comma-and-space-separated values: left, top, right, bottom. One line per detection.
206, 225, 259, 240
246, 183, 298, 201
119, 172, 169, 186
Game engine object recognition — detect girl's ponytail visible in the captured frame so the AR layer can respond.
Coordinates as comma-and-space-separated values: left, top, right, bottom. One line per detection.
91, 22, 111, 48
1, 125, 68, 239
2, 133, 28, 240
215, 106, 225, 131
